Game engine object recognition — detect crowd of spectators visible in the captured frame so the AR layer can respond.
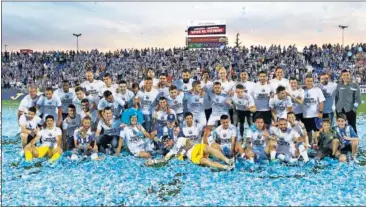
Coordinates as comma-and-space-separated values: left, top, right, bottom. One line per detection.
2, 43, 365, 91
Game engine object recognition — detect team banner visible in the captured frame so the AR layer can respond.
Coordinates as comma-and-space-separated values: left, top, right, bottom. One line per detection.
187, 25, 226, 35
187, 36, 227, 43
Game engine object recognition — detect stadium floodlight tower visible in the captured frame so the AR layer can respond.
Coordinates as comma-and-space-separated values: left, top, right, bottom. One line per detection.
73, 33, 82, 53
338, 25, 348, 48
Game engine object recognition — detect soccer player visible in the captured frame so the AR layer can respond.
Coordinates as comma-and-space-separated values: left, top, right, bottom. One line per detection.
18, 85, 40, 120
185, 80, 206, 126
145, 128, 235, 171
62, 104, 81, 150
97, 90, 125, 121
73, 86, 98, 114
116, 80, 134, 108
252, 71, 274, 126
318, 72, 337, 126
71, 117, 99, 160
139, 68, 159, 88
80, 70, 105, 104
156, 73, 170, 99
80, 99, 98, 131
237, 71, 256, 95
288, 77, 304, 121
19, 107, 42, 149
269, 86, 293, 125
207, 82, 230, 128
201, 70, 214, 122
179, 112, 205, 144
24, 115, 63, 162
36, 87, 63, 127
269, 66, 290, 91
54, 80, 75, 120
99, 73, 118, 97
152, 97, 176, 130
116, 114, 153, 158
167, 85, 184, 123
137, 77, 159, 132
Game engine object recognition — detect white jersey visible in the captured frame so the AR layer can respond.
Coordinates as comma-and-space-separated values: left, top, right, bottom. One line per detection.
288, 121, 306, 137
209, 92, 230, 116
270, 78, 290, 92
157, 87, 170, 99
152, 109, 176, 126
96, 119, 121, 136
218, 80, 235, 94
236, 81, 256, 95
167, 93, 185, 114
38, 127, 62, 148
99, 84, 118, 97
97, 97, 125, 119
186, 92, 205, 115
289, 88, 304, 114
211, 124, 237, 147
54, 88, 75, 114
79, 109, 98, 125
246, 128, 266, 147
180, 123, 204, 144
74, 128, 95, 145
270, 127, 300, 146
19, 95, 41, 115
252, 83, 273, 111
138, 89, 159, 115
62, 115, 81, 137
317, 82, 337, 113
139, 78, 159, 88
36, 95, 62, 121
165, 137, 192, 160
80, 80, 105, 99
231, 94, 255, 111
202, 81, 213, 109
302, 87, 326, 118
18, 114, 42, 131
269, 96, 293, 119
121, 125, 147, 150
175, 79, 194, 93
116, 90, 134, 106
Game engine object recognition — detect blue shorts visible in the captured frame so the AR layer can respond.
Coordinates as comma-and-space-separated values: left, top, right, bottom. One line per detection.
252, 146, 268, 161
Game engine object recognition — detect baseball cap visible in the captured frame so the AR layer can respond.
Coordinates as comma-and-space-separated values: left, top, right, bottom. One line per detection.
161, 135, 171, 143
167, 114, 176, 123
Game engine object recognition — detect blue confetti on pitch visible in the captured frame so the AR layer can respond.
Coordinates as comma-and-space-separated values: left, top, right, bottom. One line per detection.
2, 107, 366, 206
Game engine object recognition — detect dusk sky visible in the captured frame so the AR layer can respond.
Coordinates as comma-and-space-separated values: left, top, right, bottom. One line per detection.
2, 2, 366, 52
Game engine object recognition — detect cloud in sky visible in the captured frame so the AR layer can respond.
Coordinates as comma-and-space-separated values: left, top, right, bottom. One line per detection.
2, 2, 366, 52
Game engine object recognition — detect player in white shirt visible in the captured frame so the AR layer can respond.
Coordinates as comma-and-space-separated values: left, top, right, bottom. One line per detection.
97, 90, 125, 121
71, 116, 99, 160
201, 70, 214, 122
73, 86, 98, 114
243, 115, 277, 163
117, 114, 154, 158
137, 77, 160, 131
269, 86, 293, 125
54, 80, 75, 120
18, 85, 40, 120
145, 129, 235, 171
36, 87, 63, 127
167, 85, 185, 123
139, 68, 159, 88
156, 73, 170, 99
216, 67, 236, 123
95, 107, 121, 155
99, 73, 118, 97
24, 115, 63, 162
179, 112, 204, 144
302, 75, 325, 147
269, 66, 290, 92
288, 77, 304, 121
116, 80, 134, 108
174, 69, 194, 94
287, 112, 309, 149
237, 71, 256, 95
208, 115, 244, 158
252, 71, 274, 126
80, 99, 98, 131
318, 72, 337, 126
19, 107, 42, 149
80, 70, 105, 104
207, 82, 231, 127
185, 80, 207, 126
62, 104, 81, 150
230, 84, 256, 137
270, 118, 309, 163
152, 97, 176, 130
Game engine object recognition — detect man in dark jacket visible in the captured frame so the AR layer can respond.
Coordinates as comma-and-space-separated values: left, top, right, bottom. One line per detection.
335, 69, 361, 133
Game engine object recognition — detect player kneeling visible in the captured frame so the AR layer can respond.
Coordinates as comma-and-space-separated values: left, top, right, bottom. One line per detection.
24, 115, 62, 163
71, 117, 99, 160
145, 128, 235, 171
